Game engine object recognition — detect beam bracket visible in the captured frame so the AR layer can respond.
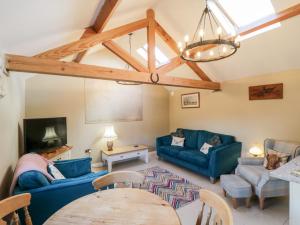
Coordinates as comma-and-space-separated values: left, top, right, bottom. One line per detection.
150, 73, 159, 84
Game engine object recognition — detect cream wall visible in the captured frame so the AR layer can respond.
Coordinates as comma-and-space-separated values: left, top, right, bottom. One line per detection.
0, 73, 25, 199
25, 75, 169, 162
170, 70, 300, 155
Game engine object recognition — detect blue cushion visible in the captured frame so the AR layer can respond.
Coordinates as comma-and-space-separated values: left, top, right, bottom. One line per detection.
181, 129, 198, 149
159, 146, 187, 157
54, 157, 92, 178
18, 171, 50, 190
197, 130, 214, 148
177, 150, 209, 168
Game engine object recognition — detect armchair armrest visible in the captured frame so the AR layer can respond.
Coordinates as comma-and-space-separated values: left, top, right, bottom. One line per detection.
209, 142, 242, 178
54, 157, 92, 178
238, 157, 264, 166
156, 135, 172, 147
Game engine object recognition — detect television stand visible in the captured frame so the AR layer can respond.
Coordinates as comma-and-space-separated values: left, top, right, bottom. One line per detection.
39, 145, 72, 160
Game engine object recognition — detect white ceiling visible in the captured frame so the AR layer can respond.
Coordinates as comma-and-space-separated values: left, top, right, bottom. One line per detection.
0, 0, 300, 81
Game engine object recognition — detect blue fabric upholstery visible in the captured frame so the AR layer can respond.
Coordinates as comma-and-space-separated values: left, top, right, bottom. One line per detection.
13, 158, 108, 225
156, 129, 242, 180
220, 175, 252, 198
54, 157, 92, 178
177, 150, 209, 168
18, 171, 50, 190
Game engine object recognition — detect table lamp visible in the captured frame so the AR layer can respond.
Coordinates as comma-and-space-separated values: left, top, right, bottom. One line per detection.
103, 125, 118, 151
249, 146, 263, 157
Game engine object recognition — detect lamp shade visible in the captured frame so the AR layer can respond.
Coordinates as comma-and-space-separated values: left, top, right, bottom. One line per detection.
103, 126, 118, 139
249, 146, 263, 156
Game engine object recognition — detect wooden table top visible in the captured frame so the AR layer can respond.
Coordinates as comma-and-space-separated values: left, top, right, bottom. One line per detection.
102, 145, 148, 156
44, 188, 181, 225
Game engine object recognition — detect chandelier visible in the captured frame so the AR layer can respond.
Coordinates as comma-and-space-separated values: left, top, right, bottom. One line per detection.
178, 0, 240, 62
117, 33, 141, 85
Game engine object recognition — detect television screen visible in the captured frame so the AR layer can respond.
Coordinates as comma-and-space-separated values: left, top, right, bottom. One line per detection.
24, 117, 67, 153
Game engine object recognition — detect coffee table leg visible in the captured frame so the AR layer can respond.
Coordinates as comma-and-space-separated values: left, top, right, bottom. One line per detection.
107, 160, 112, 172
144, 152, 149, 163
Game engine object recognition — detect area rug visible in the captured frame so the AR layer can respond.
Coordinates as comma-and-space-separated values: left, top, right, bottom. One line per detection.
139, 166, 201, 209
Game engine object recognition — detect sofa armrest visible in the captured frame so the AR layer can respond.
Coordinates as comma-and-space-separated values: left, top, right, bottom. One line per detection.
14, 170, 107, 225
238, 157, 264, 166
54, 157, 92, 178
156, 135, 172, 147
209, 142, 242, 178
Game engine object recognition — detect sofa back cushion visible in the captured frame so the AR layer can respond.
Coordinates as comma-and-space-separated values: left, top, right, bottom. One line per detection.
180, 129, 199, 149
197, 130, 235, 149
18, 171, 50, 190
54, 157, 92, 178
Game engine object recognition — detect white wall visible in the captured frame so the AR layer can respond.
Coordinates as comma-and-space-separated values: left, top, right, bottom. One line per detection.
0, 73, 25, 199
170, 70, 300, 155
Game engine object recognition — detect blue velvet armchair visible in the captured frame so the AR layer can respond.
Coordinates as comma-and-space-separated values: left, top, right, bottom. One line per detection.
156, 129, 242, 183
13, 157, 108, 225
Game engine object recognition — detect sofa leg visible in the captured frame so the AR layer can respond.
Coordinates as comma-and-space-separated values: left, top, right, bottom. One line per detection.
210, 177, 216, 184
246, 197, 251, 208
222, 189, 227, 197
259, 197, 265, 210
232, 198, 238, 209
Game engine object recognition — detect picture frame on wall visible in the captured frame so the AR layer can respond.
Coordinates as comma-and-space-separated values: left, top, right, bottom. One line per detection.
181, 92, 200, 108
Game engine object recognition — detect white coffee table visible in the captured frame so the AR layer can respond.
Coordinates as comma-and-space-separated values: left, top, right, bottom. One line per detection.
102, 145, 149, 172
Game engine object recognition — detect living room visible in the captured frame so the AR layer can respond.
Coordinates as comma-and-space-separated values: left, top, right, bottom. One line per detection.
1, 0, 300, 225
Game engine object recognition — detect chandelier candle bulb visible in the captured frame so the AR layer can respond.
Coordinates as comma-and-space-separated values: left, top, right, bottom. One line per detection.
209, 50, 214, 56
184, 35, 189, 43
185, 50, 190, 57
217, 27, 222, 35
177, 42, 182, 48
199, 29, 204, 38
196, 52, 201, 58
222, 46, 227, 53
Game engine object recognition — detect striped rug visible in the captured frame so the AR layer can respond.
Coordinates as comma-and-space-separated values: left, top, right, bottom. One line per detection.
139, 166, 201, 209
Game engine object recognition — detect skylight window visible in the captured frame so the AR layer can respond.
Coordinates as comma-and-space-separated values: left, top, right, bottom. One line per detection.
136, 44, 169, 66
210, 0, 281, 41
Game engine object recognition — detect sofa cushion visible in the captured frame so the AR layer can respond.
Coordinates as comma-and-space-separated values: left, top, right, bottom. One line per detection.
54, 157, 92, 178
197, 131, 235, 148
236, 165, 268, 186
177, 150, 209, 168
159, 146, 186, 157
181, 129, 198, 149
18, 171, 50, 190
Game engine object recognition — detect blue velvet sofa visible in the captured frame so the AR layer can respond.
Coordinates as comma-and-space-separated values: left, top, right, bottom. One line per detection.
13, 157, 108, 225
156, 129, 242, 183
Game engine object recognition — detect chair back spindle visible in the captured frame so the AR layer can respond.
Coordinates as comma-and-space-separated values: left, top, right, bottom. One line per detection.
0, 193, 32, 225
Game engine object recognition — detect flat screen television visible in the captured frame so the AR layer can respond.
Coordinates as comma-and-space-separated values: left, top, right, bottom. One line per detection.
24, 117, 67, 153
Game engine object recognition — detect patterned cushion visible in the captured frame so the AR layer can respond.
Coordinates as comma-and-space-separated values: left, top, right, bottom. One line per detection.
207, 135, 222, 146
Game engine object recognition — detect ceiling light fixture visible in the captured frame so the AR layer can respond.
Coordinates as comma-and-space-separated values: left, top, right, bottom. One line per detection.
178, 0, 240, 62
117, 33, 141, 85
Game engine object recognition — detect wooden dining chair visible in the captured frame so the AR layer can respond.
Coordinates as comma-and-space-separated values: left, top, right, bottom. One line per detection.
92, 171, 145, 190
196, 189, 233, 225
0, 193, 33, 225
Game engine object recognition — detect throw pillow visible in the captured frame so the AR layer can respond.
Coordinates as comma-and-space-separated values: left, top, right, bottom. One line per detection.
200, 143, 213, 155
170, 128, 184, 138
263, 149, 291, 170
48, 164, 66, 180
171, 136, 185, 147
207, 135, 222, 146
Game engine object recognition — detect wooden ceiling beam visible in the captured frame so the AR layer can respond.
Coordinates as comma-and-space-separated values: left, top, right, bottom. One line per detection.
155, 21, 212, 81
94, 0, 122, 33
102, 40, 148, 72
73, 0, 121, 63
35, 19, 148, 60
147, 9, 156, 73
6, 54, 220, 90
156, 57, 185, 75
73, 27, 96, 63
239, 3, 300, 36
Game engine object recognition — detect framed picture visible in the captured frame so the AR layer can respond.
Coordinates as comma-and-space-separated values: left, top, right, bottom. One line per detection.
181, 92, 200, 108
249, 83, 283, 100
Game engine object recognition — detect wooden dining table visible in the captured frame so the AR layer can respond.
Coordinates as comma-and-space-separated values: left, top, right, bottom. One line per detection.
44, 188, 182, 225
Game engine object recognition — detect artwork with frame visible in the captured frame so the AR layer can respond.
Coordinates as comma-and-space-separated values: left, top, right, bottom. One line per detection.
181, 92, 200, 108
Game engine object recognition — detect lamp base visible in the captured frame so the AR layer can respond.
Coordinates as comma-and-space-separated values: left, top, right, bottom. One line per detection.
107, 140, 114, 151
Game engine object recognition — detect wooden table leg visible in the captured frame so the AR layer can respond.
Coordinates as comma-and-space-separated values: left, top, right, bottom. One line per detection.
222, 189, 227, 197
232, 198, 238, 209
246, 197, 251, 208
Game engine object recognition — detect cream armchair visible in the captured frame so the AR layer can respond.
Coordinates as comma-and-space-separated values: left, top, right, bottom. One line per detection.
236, 138, 300, 209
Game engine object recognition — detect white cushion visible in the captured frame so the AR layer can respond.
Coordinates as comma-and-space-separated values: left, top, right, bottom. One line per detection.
48, 164, 65, 180
171, 136, 185, 147
200, 143, 213, 154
